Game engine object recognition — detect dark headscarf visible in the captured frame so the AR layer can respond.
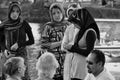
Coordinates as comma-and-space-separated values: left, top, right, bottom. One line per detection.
68, 8, 100, 41
0, 2, 23, 50
3, 1, 22, 27
44, 3, 68, 31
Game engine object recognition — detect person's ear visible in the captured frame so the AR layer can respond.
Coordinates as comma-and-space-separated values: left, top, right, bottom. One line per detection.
98, 61, 103, 67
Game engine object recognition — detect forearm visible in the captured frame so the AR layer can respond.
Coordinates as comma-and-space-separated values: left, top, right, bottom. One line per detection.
70, 44, 93, 57
18, 30, 34, 47
69, 30, 96, 57
50, 41, 62, 49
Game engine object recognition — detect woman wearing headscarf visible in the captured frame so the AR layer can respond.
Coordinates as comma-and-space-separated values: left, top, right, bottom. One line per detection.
40, 3, 69, 78
0, 1, 34, 80
61, 8, 100, 80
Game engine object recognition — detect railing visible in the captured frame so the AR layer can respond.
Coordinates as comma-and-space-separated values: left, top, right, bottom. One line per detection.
94, 46, 120, 62
95, 46, 120, 51
95, 18, 120, 22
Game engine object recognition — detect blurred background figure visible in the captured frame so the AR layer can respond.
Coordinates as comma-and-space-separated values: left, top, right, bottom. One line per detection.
66, 3, 81, 18
4, 57, 26, 80
36, 52, 59, 80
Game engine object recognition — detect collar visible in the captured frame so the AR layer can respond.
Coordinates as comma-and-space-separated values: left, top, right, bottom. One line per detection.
96, 68, 106, 79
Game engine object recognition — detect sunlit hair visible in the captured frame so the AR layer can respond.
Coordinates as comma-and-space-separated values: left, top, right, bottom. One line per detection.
4, 57, 25, 76
36, 52, 59, 79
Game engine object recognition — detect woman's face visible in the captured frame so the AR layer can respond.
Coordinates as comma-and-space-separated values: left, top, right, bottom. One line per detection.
52, 8, 63, 22
10, 6, 20, 20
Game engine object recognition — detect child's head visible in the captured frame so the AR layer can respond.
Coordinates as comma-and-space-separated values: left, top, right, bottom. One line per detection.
4, 57, 26, 77
36, 52, 59, 79
49, 3, 65, 23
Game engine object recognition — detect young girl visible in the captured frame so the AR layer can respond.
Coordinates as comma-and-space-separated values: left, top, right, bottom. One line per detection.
4, 57, 26, 80
40, 3, 68, 78
36, 52, 59, 80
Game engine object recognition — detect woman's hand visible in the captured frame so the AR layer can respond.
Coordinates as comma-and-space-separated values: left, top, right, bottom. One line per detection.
10, 43, 18, 51
41, 43, 50, 49
50, 41, 61, 49
41, 41, 61, 49
63, 44, 72, 50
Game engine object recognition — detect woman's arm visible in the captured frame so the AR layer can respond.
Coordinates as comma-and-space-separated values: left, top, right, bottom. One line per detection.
40, 25, 51, 49
69, 30, 96, 57
25, 27, 35, 45
50, 41, 62, 49
18, 21, 34, 47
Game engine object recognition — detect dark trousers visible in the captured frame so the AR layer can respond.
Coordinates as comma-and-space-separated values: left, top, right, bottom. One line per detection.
71, 78, 82, 80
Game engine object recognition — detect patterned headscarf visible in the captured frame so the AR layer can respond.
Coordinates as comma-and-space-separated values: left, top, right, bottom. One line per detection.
49, 3, 65, 23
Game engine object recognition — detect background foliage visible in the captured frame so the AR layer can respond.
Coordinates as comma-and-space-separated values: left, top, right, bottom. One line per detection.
0, 0, 120, 23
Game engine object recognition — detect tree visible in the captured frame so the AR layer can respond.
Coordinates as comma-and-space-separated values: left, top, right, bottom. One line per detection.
0, 0, 3, 5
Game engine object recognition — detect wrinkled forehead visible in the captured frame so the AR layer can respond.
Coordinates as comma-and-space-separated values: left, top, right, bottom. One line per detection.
86, 53, 97, 63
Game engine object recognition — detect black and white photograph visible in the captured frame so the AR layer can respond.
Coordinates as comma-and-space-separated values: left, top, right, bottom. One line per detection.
0, 0, 120, 80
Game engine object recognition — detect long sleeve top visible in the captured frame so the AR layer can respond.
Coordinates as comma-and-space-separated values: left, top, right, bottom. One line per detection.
69, 29, 96, 57
17, 20, 34, 48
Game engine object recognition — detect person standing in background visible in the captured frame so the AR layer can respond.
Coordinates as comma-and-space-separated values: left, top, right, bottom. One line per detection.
40, 3, 69, 79
35, 52, 59, 80
0, 1, 34, 80
61, 8, 100, 80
